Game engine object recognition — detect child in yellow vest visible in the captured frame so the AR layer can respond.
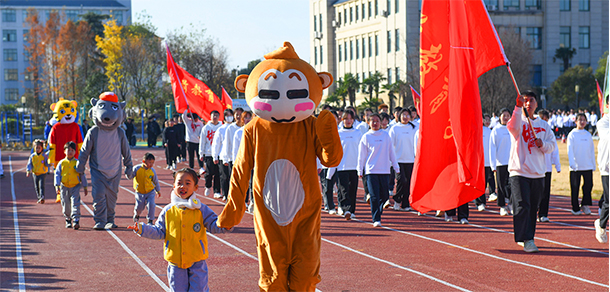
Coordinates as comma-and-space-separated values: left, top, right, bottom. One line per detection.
27, 139, 51, 204
54, 141, 88, 230
128, 168, 232, 291
126, 152, 161, 225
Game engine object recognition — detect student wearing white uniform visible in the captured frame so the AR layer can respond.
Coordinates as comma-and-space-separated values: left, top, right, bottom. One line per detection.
475, 114, 495, 212
212, 109, 235, 200
590, 110, 598, 135
199, 110, 222, 197
320, 111, 340, 214
220, 108, 243, 198
357, 108, 373, 203
182, 111, 204, 170
507, 90, 556, 253
489, 112, 499, 129
334, 110, 363, 220
389, 108, 417, 211
567, 113, 596, 215
594, 113, 609, 243
537, 110, 561, 222
358, 114, 400, 227
231, 111, 254, 210
489, 108, 512, 216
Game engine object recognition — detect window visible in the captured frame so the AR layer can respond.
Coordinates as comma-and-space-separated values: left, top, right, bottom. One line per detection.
338, 12, 341, 25
350, 7, 353, 22
24, 70, 34, 81
114, 10, 123, 24
579, 26, 590, 49
395, 68, 400, 82
5, 69, 18, 81
66, 10, 79, 22
531, 65, 542, 86
3, 30, 17, 42
338, 44, 342, 62
525, 0, 540, 9
24, 50, 31, 62
387, 0, 391, 15
362, 3, 365, 19
2, 9, 16, 22
362, 37, 366, 57
559, 26, 571, 48
344, 41, 348, 61
368, 36, 372, 57
395, 0, 399, 13
320, 46, 323, 64
5, 88, 19, 101
526, 27, 542, 49
25, 88, 34, 96
368, 1, 372, 18
23, 10, 36, 22
4, 49, 17, 61
395, 29, 400, 51
387, 68, 392, 84
344, 9, 347, 24
23, 29, 29, 42
387, 31, 391, 52
560, 0, 570, 11
314, 46, 317, 65
319, 14, 322, 31
579, 0, 589, 11
375, 0, 379, 15
375, 35, 379, 56
355, 6, 359, 21
503, 0, 519, 9
350, 40, 353, 60
314, 15, 317, 31
484, 0, 498, 5
356, 39, 360, 59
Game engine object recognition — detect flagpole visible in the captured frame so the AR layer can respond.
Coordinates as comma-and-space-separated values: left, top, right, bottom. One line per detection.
166, 42, 192, 116
506, 64, 537, 139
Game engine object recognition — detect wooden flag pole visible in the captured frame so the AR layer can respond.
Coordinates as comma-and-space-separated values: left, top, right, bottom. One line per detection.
507, 64, 537, 139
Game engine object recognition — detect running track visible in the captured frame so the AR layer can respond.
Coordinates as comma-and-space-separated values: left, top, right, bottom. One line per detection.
1, 148, 608, 291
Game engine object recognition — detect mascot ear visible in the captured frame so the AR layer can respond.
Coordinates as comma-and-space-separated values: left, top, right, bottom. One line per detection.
235, 74, 249, 93
120, 101, 126, 109
88, 108, 93, 119
70, 101, 78, 108
91, 98, 98, 106
318, 72, 333, 90
50, 103, 57, 111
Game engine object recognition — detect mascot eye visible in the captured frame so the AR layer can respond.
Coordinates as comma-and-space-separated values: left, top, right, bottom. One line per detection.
71, 108, 74, 112
286, 89, 309, 99
60, 109, 65, 114
98, 103, 105, 109
111, 104, 118, 111
258, 90, 280, 100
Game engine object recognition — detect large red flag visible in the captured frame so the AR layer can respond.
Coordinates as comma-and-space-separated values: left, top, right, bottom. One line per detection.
166, 45, 224, 121
410, 0, 509, 213
220, 86, 233, 110
596, 79, 604, 115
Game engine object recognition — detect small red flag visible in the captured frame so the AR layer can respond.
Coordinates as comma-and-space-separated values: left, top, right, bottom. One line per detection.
166, 45, 224, 121
221, 86, 233, 111
596, 79, 604, 115
410, 0, 509, 213
409, 85, 421, 116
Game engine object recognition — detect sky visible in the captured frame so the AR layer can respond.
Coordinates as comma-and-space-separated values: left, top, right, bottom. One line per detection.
131, 0, 311, 70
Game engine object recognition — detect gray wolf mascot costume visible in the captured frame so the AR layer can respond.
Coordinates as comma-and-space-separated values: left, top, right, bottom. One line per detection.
77, 92, 133, 230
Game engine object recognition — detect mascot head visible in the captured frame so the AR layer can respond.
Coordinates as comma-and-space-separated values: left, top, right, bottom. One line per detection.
234, 42, 333, 123
50, 98, 78, 124
89, 92, 125, 131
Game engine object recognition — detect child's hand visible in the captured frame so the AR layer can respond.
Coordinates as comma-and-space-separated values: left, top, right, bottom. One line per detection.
156, 191, 161, 198
84, 188, 88, 197
127, 223, 139, 232
56, 188, 60, 196
26, 172, 30, 177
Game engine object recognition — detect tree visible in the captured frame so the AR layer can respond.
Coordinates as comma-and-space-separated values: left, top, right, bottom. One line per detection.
341, 73, 359, 107
361, 71, 386, 102
478, 28, 532, 115
23, 8, 45, 120
555, 46, 577, 72
549, 65, 595, 108
96, 19, 128, 98
80, 11, 109, 39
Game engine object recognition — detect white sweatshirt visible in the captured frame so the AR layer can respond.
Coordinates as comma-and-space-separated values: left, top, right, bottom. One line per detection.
597, 115, 609, 176
336, 127, 363, 171
211, 123, 229, 161
482, 126, 491, 167
232, 127, 244, 162
567, 129, 596, 171
489, 124, 511, 170
545, 139, 561, 173
199, 122, 222, 157
357, 129, 399, 176
356, 121, 369, 134
507, 106, 556, 179
389, 123, 418, 163
221, 123, 240, 162
182, 112, 204, 143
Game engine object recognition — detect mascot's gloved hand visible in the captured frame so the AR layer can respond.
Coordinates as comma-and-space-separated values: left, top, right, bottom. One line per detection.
315, 110, 343, 167
125, 167, 133, 179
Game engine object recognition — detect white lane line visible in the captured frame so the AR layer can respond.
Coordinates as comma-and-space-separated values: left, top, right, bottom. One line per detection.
361, 220, 609, 288
321, 238, 471, 292
80, 201, 169, 291
9, 156, 26, 292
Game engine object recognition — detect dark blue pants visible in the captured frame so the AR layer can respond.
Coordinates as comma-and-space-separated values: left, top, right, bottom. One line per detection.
366, 174, 389, 223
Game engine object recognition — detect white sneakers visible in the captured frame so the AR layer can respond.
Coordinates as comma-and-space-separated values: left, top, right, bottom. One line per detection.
204, 188, 212, 197
337, 207, 344, 216
595, 219, 608, 243
488, 193, 498, 202
477, 204, 486, 212
460, 218, 469, 224
436, 210, 445, 217
328, 209, 337, 215
582, 205, 591, 215
365, 194, 370, 204
500, 207, 510, 216
373, 221, 382, 227
198, 168, 206, 176
538, 216, 550, 222
444, 213, 453, 222
383, 200, 391, 209
571, 210, 583, 215
523, 240, 539, 253
247, 202, 254, 213
213, 193, 223, 199
393, 202, 402, 211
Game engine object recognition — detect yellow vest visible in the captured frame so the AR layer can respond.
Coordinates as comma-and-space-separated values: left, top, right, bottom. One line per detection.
133, 165, 156, 194
31, 153, 48, 175
164, 205, 209, 269
59, 158, 80, 188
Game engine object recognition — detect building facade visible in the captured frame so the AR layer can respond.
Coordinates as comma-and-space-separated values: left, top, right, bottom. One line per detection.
1, 0, 132, 105
311, 0, 609, 108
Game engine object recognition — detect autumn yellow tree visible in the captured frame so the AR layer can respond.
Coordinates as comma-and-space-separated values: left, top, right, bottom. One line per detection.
96, 19, 127, 98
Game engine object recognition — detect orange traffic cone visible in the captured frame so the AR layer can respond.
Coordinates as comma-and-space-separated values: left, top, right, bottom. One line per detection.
561, 134, 566, 143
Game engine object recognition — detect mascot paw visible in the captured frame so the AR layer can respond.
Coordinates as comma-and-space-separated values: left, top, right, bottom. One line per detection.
315, 110, 340, 144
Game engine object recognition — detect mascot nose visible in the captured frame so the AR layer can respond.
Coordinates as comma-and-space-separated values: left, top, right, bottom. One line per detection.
104, 117, 110, 122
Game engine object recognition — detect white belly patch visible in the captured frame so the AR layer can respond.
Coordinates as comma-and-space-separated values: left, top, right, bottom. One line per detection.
262, 159, 305, 226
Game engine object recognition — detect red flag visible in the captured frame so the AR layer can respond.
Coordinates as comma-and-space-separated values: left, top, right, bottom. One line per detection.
410, 0, 509, 213
166, 45, 224, 121
596, 79, 604, 115
220, 86, 233, 110
409, 85, 421, 116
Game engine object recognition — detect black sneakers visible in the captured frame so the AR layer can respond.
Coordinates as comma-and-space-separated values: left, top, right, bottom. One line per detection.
65, 219, 72, 228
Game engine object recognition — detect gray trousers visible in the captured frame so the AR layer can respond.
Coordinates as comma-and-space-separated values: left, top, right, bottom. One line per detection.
60, 184, 81, 221
134, 190, 157, 221
33, 173, 46, 200
91, 178, 118, 225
